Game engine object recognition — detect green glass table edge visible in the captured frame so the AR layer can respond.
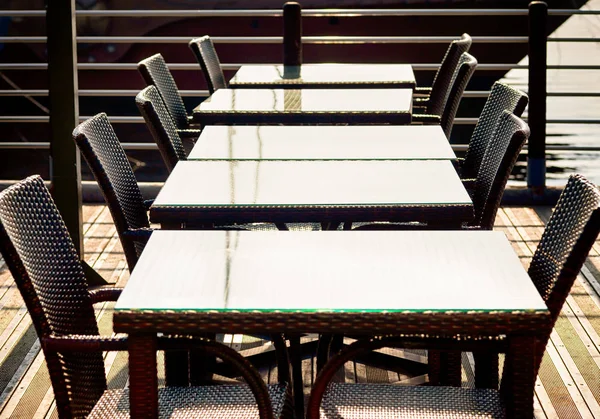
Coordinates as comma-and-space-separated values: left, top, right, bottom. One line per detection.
185, 157, 457, 161
115, 307, 548, 314
151, 202, 472, 207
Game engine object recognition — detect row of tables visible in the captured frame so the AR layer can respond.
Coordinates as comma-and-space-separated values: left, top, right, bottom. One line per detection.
114, 63, 551, 418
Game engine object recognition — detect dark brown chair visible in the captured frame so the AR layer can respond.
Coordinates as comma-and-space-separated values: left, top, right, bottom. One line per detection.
0, 175, 292, 419
354, 111, 529, 231
137, 53, 201, 140
413, 34, 472, 110
458, 82, 529, 180
189, 35, 228, 94
413, 51, 478, 138
136, 85, 187, 172
73, 113, 152, 271
308, 174, 600, 419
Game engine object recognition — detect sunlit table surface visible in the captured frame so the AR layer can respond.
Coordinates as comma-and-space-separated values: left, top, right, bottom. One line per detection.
228, 63, 416, 89
188, 125, 455, 161
149, 160, 472, 227
192, 88, 412, 125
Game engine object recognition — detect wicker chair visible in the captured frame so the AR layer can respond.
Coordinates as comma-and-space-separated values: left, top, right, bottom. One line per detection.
73, 113, 152, 272
136, 85, 187, 172
458, 82, 529, 180
413, 34, 472, 111
137, 53, 201, 140
0, 175, 292, 419
308, 174, 600, 419
413, 51, 478, 138
189, 35, 228, 94
354, 111, 529, 232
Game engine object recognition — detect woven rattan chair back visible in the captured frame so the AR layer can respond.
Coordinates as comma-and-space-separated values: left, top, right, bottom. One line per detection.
439, 52, 478, 138
427, 34, 472, 117
462, 82, 529, 179
189, 35, 228, 94
73, 113, 149, 270
472, 111, 529, 229
529, 174, 600, 321
0, 176, 106, 418
136, 85, 186, 172
137, 53, 190, 130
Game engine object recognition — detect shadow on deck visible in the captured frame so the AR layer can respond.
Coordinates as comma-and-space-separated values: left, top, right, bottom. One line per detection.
0, 204, 599, 418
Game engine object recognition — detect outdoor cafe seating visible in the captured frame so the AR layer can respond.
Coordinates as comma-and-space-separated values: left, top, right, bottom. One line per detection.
1, 3, 600, 418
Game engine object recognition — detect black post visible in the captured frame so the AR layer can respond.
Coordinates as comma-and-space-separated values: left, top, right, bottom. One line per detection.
47, 0, 83, 252
283, 2, 302, 79
47, 1, 106, 285
527, 1, 547, 194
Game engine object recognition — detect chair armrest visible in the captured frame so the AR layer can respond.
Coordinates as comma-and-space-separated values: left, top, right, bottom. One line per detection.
411, 114, 441, 124
89, 287, 122, 304
413, 97, 430, 106
121, 227, 154, 244
414, 86, 432, 96
177, 128, 203, 139
43, 334, 128, 352
461, 178, 477, 191
143, 199, 154, 211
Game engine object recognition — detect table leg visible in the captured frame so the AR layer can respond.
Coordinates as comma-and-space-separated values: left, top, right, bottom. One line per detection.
129, 333, 158, 418
164, 350, 189, 386
288, 335, 305, 419
474, 351, 499, 389
503, 335, 536, 418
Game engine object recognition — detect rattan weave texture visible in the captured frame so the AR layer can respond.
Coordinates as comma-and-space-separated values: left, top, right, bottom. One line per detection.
0, 175, 107, 418
529, 174, 600, 313
440, 52, 477, 138
138, 53, 190, 130
319, 384, 504, 419
137, 85, 187, 172
73, 113, 150, 270
473, 111, 530, 229
88, 384, 291, 418
189, 35, 228, 94
426, 33, 472, 117
462, 83, 529, 179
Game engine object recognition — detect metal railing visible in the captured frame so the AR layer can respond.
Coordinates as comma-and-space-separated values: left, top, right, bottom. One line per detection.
1, 3, 599, 181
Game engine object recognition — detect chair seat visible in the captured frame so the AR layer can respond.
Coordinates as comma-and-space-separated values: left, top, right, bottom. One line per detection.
89, 383, 292, 418
319, 384, 504, 419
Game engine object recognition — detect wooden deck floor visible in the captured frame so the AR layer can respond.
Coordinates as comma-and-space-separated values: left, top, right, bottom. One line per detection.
1, 205, 600, 418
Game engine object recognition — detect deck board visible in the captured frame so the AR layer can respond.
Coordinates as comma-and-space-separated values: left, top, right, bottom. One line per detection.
0, 204, 599, 418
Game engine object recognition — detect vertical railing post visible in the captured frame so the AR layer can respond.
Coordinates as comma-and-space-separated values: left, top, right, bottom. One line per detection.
527, 1, 548, 195
283, 2, 302, 79
46, 0, 82, 252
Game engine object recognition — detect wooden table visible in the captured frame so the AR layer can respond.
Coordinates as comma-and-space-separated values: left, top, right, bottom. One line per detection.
187, 125, 455, 161
192, 88, 412, 125
149, 160, 473, 227
114, 230, 551, 418
228, 63, 416, 89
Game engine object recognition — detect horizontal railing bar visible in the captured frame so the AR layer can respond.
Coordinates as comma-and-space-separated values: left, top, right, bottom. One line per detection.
5, 62, 600, 71
2, 9, 599, 18
0, 89, 211, 97
0, 35, 529, 44
18, 90, 589, 99
0, 142, 158, 150
3, 141, 599, 153
0, 63, 528, 71
2, 116, 599, 125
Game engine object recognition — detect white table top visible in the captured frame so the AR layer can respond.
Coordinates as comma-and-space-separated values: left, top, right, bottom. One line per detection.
187, 125, 455, 161
152, 160, 470, 208
228, 63, 416, 88
115, 230, 547, 313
